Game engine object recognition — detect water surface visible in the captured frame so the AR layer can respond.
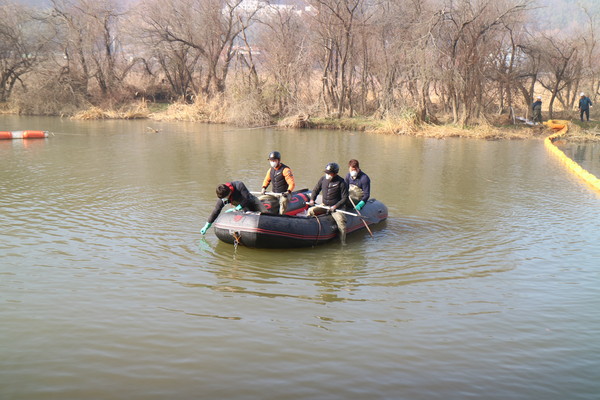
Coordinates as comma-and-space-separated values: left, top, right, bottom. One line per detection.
1, 115, 599, 399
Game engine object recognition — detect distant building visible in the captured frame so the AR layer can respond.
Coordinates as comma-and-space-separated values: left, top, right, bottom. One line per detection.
235, 0, 313, 16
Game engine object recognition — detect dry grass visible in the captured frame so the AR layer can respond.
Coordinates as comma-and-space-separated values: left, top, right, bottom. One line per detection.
563, 121, 600, 142
415, 123, 535, 140
0, 102, 19, 114
368, 110, 421, 135
72, 101, 150, 120
150, 96, 227, 123
274, 109, 546, 140
278, 113, 314, 128
225, 91, 272, 127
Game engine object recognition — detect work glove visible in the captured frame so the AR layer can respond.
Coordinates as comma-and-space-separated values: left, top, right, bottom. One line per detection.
355, 200, 365, 211
328, 205, 337, 214
200, 222, 212, 235
226, 204, 243, 212
282, 190, 291, 198
261, 187, 266, 195
308, 200, 315, 206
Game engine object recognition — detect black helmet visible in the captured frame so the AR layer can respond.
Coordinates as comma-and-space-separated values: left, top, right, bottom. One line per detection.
324, 162, 339, 174
268, 151, 281, 160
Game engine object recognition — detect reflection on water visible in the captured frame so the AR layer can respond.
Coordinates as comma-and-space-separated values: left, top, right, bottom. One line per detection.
2, 115, 600, 400
559, 142, 600, 177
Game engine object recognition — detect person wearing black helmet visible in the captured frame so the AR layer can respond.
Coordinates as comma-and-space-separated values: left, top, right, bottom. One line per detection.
260, 151, 296, 214
200, 181, 265, 235
307, 162, 349, 244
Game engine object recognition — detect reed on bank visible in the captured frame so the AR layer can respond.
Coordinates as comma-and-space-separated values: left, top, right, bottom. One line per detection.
6, 95, 600, 141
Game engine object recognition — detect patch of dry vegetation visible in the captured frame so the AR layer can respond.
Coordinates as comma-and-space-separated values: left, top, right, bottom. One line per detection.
0, 102, 19, 114
149, 96, 227, 123
72, 101, 150, 120
225, 90, 272, 127
368, 110, 421, 135
278, 113, 314, 129
563, 122, 600, 142
415, 124, 534, 140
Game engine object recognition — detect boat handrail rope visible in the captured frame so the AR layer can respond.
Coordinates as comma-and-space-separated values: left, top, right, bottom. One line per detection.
314, 215, 322, 247
543, 120, 600, 193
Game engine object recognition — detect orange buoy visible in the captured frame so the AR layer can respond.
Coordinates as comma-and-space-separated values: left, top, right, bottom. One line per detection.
0, 130, 48, 140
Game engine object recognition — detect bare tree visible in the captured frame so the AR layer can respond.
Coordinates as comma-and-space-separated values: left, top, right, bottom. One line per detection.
432, 0, 532, 125
0, 1, 53, 102
50, 0, 139, 102
255, 6, 312, 115
138, 0, 258, 97
309, 0, 371, 118
578, 6, 600, 106
536, 34, 582, 118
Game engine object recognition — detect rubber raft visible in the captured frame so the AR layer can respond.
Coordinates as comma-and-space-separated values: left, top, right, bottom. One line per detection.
213, 191, 388, 248
0, 131, 48, 140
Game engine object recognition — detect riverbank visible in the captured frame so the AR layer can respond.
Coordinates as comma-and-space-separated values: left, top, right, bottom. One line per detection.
3, 100, 600, 141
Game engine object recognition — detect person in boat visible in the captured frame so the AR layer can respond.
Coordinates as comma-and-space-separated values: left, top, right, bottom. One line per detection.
260, 151, 295, 214
307, 162, 349, 244
200, 181, 265, 235
578, 92, 593, 122
345, 159, 371, 212
532, 96, 543, 124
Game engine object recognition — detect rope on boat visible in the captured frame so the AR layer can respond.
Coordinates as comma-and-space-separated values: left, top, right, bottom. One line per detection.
231, 231, 241, 249
314, 215, 322, 247
543, 120, 600, 193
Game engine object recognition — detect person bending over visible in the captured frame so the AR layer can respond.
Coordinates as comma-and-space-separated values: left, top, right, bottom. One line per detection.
201, 181, 265, 235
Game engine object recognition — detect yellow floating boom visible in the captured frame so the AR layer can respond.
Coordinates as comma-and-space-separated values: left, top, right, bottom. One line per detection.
543, 120, 600, 192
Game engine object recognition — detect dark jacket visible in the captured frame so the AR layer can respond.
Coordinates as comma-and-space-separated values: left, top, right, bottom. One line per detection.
532, 100, 542, 112
310, 174, 348, 209
208, 181, 257, 223
344, 170, 371, 202
579, 97, 593, 111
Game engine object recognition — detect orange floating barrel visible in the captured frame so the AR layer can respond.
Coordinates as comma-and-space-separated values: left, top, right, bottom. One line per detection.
0, 130, 48, 140
23, 130, 48, 138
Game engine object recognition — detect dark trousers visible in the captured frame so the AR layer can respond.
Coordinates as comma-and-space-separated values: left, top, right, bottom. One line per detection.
246, 195, 267, 213
580, 109, 590, 121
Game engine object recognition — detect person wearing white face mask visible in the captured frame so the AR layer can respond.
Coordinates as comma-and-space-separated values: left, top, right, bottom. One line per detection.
307, 162, 349, 244
260, 151, 296, 214
345, 159, 371, 212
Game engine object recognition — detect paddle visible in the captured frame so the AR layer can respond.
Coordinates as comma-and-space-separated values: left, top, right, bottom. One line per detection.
251, 191, 282, 197
251, 188, 309, 197
313, 204, 365, 218
349, 197, 374, 238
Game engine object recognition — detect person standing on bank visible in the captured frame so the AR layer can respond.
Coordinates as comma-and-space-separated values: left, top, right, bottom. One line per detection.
345, 159, 371, 211
260, 151, 295, 214
200, 181, 265, 235
579, 92, 593, 122
532, 96, 543, 124
307, 162, 349, 244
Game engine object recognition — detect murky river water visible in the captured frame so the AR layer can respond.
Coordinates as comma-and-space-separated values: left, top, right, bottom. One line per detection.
560, 142, 600, 177
1, 115, 599, 399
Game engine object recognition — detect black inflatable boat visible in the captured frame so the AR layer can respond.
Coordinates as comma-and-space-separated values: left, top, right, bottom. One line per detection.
213, 196, 388, 248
